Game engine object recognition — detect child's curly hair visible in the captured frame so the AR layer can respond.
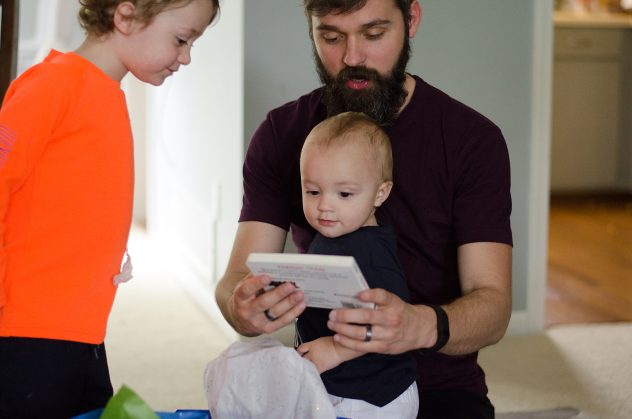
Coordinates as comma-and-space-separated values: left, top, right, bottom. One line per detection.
78, 0, 220, 37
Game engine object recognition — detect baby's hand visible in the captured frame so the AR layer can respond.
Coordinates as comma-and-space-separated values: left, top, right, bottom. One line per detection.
297, 337, 343, 373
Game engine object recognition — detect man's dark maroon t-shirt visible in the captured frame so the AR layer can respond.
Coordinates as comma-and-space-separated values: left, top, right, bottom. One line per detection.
240, 75, 513, 397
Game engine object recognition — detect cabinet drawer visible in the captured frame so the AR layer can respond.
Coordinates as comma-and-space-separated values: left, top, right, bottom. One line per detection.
554, 28, 624, 57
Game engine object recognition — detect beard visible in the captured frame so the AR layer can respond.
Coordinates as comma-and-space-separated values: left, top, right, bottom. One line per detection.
314, 38, 411, 126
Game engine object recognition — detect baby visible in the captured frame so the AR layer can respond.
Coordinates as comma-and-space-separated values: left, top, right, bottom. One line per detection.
296, 111, 419, 419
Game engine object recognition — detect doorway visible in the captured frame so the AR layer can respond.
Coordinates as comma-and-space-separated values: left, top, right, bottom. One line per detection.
0, 0, 19, 101
547, 5, 632, 327
546, 193, 632, 327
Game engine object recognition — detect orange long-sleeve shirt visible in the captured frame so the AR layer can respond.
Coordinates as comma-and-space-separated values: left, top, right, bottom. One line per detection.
0, 50, 134, 344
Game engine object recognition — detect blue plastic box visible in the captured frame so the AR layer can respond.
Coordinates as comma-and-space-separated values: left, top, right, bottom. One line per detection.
73, 409, 211, 419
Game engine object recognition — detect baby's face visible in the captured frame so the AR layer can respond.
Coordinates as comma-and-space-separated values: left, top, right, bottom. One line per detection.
300, 142, 384, 238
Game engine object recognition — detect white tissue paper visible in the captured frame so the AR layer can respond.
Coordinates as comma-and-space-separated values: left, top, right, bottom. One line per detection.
204, 338, 337, 419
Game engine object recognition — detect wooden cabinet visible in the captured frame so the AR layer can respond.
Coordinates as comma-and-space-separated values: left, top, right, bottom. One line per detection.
551, 25, 631, 191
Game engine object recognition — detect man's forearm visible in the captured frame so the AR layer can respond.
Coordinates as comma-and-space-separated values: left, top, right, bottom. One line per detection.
440, 287, 511, 355
435, 242, 512, 355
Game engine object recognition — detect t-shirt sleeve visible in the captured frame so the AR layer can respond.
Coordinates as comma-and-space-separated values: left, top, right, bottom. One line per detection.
453, 122, 513, 247
239, 115, 293, 231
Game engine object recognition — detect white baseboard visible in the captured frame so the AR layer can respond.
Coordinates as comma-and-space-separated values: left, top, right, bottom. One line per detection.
506, 310, 529, 336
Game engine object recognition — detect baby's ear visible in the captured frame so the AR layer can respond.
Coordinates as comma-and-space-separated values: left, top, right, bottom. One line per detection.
374, 181, 393, 207
113, 1, 137, 35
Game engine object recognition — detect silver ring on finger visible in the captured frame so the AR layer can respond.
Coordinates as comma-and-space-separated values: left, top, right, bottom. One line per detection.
364, 324, 373, 342
264, 308, 277, 322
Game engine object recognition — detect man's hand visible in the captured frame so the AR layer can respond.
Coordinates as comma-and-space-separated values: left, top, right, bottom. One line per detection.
327, 242, 512, 356
216, 221, 307, 336
227, 273, 306, 336
326, 289, 437, 354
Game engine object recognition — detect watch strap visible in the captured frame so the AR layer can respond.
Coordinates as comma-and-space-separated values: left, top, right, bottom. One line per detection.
418, 304, 450, 354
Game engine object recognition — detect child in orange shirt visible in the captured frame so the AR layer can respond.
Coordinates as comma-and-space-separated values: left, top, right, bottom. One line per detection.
0, 1, 219, 417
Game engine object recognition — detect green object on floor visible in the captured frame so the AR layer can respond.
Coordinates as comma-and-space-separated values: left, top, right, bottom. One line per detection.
101, 384, 160, 419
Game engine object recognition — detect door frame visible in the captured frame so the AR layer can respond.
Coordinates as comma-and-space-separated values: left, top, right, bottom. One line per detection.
0, 0, 20, 101
521, 0, 553, 334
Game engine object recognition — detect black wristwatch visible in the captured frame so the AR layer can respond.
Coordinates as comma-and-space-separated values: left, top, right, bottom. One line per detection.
418, 304, 450, 354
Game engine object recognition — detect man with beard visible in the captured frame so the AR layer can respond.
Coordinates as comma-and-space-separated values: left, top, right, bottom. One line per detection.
215, 1, 512, 418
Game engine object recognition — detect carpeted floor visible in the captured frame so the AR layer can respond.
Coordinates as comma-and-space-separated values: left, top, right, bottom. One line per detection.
106, 227, 231, 411
497, 408, 598, 419
480, 321, 632, 419
105, 227, 632, 418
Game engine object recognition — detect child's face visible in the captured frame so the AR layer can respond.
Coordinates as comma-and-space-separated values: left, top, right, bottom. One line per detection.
122, 0, 214, 85
300, 141, 390, 238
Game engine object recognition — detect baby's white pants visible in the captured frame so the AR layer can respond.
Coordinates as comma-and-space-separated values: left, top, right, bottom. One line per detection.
329, 381, 419, 419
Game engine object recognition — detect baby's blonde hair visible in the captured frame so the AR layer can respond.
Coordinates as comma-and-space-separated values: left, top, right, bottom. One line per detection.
79, 0, 220, 37
303, 111, 393, 182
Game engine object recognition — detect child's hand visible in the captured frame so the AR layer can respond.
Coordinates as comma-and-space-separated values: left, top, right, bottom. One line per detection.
113, 251, 133, 285
297, 337, 343, 373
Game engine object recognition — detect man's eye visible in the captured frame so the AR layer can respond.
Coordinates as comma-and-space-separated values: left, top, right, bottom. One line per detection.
176, 37, 188, 46
339, 192, 353, 198
322, 33, 341, 44
366, 32, 384, 40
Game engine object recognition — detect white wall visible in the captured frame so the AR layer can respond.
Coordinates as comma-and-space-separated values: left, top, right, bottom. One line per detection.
244, 0, 319, 141
144, 0, 244, 337
17, 0, 83, 74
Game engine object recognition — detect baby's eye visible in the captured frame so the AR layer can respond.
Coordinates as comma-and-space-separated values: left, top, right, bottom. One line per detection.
339, 192, 353, 198
306, 190, 320, 196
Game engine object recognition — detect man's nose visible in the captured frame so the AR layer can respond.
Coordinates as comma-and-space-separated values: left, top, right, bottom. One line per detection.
343, 37, 366, 68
